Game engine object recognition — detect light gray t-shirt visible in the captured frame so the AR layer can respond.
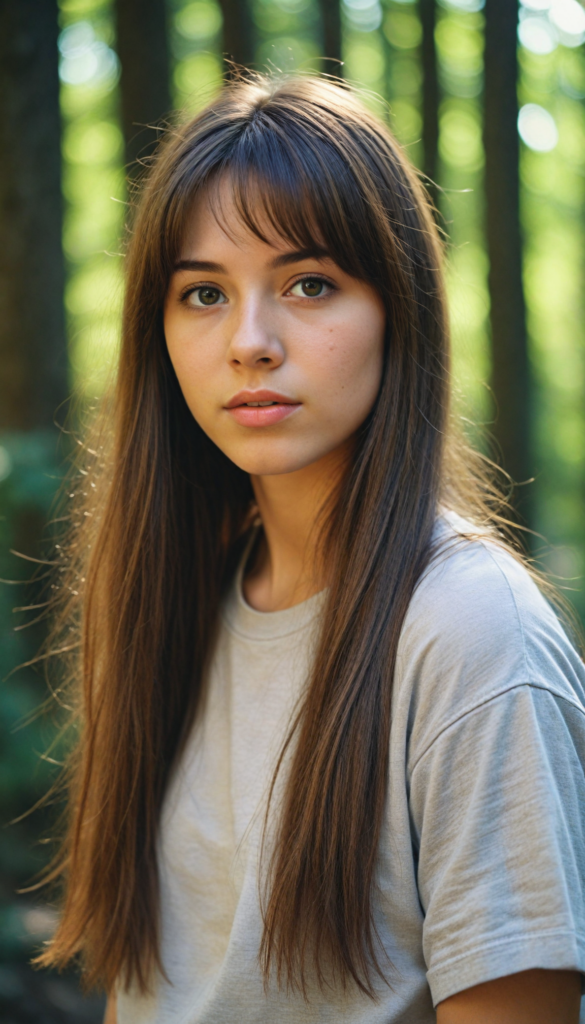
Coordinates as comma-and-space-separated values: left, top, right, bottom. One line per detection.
117, 515, 585, 1023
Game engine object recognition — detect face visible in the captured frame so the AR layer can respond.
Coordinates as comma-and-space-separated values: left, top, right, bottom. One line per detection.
164, 184, 386, 478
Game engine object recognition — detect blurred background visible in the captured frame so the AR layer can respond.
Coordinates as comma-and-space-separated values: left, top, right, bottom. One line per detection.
1, 0, 584, 1019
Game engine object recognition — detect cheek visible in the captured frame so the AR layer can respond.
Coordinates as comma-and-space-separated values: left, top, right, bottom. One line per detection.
308, 306, 385, 413
165, 318, 220, 415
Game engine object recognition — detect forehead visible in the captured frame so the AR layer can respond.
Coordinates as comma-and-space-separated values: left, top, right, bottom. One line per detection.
180, 188, 270, 258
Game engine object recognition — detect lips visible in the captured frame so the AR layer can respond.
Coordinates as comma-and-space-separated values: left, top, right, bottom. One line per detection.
225, 389, 301, 427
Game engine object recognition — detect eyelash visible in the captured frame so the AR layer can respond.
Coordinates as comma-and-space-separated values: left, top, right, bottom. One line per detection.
287, 274, 336, 299
179, 274, 337, 307
179, 283, 225, 306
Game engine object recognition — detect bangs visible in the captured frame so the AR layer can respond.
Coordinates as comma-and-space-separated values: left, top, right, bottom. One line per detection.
160, 77, 435, 322
201, 110, 384, 287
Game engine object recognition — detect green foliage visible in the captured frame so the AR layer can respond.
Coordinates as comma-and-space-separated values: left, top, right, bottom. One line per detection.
519, 43, 585, 608
383, 9, 422, 49
175, 1, 223, 41
58, 0, 125, 394
252, 0, 321, 73
170, 0, 223, 108
0, 431, 67, 956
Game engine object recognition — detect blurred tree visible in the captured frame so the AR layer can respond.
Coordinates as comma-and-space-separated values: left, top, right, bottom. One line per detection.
0, 0, 68, 966
419, 0, 439, 201
318, 0, 342, 72
115, 0, 172, 175
217, 0, 256, 70
0, 0, 67, 437
483, 0, 532, 523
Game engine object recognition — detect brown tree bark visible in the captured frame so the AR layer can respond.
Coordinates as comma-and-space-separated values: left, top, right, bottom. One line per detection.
0, 0, 67, 432
115, 0, 171, 174
217, 0, 256, 70
420, 0, 439, 198
483, 0, 532, 522
318, 0, 343, 74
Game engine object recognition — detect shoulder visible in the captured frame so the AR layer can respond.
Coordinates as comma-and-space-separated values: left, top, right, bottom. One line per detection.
396, 511, 585, 762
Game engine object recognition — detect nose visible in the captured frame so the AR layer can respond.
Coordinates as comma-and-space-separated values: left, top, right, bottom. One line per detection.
226, 296, 284, 370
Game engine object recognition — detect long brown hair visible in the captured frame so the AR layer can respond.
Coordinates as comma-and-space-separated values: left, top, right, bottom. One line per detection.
37, 73, 517, 996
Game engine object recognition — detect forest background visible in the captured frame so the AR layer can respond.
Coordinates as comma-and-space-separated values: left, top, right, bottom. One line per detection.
1, 0, 585, 1019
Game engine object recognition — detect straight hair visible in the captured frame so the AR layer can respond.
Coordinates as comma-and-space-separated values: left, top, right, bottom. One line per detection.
37, 73, 524, 997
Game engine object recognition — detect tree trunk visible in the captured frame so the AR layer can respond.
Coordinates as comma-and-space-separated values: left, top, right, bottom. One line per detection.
0, 0, 67, 432
217, 0, 256, 70
318, 0, 342, 74
483, 0, 532, 522
115, 0, 171, 175
420, 0, 439, 199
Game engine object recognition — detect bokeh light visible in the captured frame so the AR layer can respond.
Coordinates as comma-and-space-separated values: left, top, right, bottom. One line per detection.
58, 21, 119, 87
518, 102, 559, 151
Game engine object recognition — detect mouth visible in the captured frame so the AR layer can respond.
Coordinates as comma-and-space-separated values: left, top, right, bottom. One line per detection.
239, 400, 282, 407
225, 390, 301, 427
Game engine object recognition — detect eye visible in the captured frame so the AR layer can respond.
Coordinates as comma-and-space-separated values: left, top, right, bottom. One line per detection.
185, 285, 227, 307
289, 277, 331, 299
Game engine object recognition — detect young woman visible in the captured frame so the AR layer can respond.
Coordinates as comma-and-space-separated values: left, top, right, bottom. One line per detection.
39, 75, 585, 1023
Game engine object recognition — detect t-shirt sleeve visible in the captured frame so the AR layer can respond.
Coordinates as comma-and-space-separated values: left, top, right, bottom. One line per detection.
409, 682, 585, 1007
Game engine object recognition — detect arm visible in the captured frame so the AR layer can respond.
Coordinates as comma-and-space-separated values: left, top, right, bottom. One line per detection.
436, 968, 581, 1024
103, 996, 117, 1024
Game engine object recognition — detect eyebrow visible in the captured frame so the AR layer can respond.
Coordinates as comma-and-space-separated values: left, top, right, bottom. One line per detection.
269, 247, 330, 269
172, 247, 331, 275
173, 259, 225, 273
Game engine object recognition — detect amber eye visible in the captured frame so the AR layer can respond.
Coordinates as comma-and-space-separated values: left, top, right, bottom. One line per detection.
196, 286, 222, 306
301, 279, 324, 297
186, 285, 227, 307
290, 278, 327, 298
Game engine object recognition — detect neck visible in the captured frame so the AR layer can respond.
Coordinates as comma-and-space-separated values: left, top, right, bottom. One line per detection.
244, 444, 350, 612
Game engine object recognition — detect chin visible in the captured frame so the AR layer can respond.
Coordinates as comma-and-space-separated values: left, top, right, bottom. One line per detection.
219, 440, 331, 478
